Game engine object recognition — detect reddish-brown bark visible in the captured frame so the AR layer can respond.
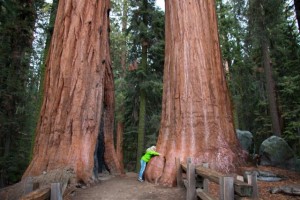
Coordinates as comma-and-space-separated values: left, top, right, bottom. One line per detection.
23, 0, 122, 183
145, 0, 245, 186
103, 67, 123, 174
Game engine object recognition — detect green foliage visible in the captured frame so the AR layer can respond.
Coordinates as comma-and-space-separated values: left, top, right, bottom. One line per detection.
111, 0, 164, 170
217, 0, 300, 156
0, 0, 51, 186
268, 2, 300, 154
129, 2, 164, 170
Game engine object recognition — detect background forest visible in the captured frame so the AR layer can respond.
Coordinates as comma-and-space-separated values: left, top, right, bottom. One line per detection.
0, 0, 299, 187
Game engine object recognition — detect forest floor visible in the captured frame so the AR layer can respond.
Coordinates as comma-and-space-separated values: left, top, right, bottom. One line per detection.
69, 165, 300, 200
244, 165, 300, 200
70, 172, 186, 200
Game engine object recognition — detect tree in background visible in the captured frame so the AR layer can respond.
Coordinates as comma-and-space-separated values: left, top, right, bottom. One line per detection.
217, 0, 300, 154
125, 0, 164, 171
216, 0, 254, 131
0, 0, 44, 187
270, 1, 300, 152
23, 0, 122, 183
145, 0, 245, 186
128, 0, 154, 171
245, 0, 300, 148
110, 0, 130, 174
249, 0, 283, 137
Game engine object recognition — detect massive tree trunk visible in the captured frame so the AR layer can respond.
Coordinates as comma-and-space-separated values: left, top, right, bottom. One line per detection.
145, 0, 245, 186
103, 67, 123, 175
23, 0, 122, 183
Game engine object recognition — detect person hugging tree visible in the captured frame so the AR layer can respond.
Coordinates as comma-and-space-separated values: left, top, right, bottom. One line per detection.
138, 146, 161, 182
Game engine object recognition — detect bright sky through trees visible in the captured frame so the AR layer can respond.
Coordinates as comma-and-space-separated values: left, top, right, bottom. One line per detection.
156, 0, 165, 11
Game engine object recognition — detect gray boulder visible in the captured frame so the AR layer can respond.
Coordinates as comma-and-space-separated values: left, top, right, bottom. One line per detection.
259, 136, 296, 169
236, 129, 253, 152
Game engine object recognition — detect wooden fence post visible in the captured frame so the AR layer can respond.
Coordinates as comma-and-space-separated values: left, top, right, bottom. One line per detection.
202, 163, 209, 193
219, 176, 234, 200
176, 157, 184, 188
186, 158, 196, 200
23, 177, 39, 195
51, 183, 62, 200
236, 175, 244, 182
247, 171, 259, 199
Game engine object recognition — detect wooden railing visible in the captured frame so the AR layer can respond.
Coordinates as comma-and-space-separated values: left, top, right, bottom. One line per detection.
176, 158, 259, 200
20, 180, 63, 200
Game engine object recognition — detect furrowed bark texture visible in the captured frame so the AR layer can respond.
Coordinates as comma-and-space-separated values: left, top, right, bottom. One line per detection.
103, 67, 123, 174
23, 0, 121, 183
145, 0, 245, 186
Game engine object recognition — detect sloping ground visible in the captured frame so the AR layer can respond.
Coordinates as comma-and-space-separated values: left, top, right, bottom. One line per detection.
1, 166, 298, 200
70, 166, 300, 200
70, 172, 186, 200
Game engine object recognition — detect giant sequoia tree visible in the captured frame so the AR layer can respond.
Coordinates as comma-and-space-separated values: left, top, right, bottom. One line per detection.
23, 0, 122, 183
145, 0, 245, 186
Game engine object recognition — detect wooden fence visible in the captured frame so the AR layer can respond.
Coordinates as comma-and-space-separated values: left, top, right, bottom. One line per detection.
176, 158, 259, 200
20, 180, 63, 200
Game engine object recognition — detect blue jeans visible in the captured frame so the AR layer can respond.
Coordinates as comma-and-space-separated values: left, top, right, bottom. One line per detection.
138, 160, 147, 180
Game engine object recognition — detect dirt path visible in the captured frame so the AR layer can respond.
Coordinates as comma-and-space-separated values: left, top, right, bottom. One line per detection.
70, 166, 300, 200
70, 172, 186, 200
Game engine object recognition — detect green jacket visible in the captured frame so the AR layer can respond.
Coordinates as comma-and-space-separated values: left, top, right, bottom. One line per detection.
141, 150, 160, 162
